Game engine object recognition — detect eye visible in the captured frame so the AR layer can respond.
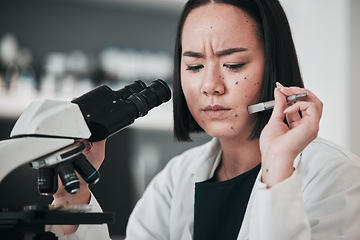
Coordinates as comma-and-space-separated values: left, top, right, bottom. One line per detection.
223, 63, 245, 71
186, 65, 204, 72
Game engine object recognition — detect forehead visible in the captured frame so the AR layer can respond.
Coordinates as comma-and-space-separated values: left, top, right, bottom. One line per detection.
181, 3, 262, 50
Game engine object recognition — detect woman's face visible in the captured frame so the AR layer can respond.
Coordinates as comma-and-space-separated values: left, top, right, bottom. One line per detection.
180, 3, 265, 140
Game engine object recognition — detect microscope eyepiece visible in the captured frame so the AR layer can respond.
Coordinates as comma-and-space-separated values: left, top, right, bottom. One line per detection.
144, 79, 172, 108
114, 80, 147, 99
128, 79, 171, 117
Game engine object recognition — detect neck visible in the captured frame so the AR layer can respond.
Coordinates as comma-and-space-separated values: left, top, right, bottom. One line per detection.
217, 137, 261, 181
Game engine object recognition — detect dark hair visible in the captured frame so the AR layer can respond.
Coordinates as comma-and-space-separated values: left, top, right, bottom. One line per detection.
173, 0, 304, 141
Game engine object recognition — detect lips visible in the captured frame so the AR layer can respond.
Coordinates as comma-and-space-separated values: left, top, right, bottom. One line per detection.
202, 105, 231, 119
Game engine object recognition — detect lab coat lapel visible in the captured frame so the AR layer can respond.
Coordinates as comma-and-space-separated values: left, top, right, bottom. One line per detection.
180, 138, 222, 239
180, 176, 195, 240
237, 170, 262, 239
236, 152, 303, 239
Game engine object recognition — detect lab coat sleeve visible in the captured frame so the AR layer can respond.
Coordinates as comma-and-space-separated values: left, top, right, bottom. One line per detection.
125, 156, 179, 240
250, 172, 311, 239
47, 191, 111, 240
249, 150, 360, 240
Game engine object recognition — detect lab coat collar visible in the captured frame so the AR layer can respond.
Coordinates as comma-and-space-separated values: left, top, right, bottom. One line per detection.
186, 138, 222, 181
179, 137, 303, 239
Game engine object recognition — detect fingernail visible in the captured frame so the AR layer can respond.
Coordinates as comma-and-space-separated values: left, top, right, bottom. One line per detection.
283, 106, 290, 114
276, 82, 284, 88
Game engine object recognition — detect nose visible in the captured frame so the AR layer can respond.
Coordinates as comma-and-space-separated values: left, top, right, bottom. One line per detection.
200, 67, 225, 96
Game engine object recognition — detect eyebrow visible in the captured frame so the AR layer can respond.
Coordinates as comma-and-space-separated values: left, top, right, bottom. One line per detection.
182, 47, 248, 58
216, 47, 248, 56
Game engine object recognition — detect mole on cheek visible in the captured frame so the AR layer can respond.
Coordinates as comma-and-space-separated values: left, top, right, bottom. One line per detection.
235, 114, 238, 117
235, 81, 238, 85
244, 77, 247, 80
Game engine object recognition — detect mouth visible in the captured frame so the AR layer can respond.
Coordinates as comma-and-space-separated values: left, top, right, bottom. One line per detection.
202, 105, 231, 111
202, 105, 231, 119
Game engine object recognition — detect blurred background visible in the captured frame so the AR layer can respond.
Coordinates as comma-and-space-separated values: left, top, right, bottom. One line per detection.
0, 0, 359, 239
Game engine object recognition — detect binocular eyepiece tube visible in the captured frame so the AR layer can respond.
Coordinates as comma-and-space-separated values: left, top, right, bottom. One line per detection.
72, 79, 171, 142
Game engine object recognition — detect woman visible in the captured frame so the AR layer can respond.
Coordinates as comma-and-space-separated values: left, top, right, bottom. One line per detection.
51, 0, 360, 239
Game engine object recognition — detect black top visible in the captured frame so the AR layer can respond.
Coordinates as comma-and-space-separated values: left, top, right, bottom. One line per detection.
193, 163, 261, 240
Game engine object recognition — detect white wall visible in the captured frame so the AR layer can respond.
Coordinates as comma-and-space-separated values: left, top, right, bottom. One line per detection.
349, 0, 360, 157
280, 0, 360, 155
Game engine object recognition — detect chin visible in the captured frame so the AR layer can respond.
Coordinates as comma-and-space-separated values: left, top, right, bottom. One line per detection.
201, 122, 253, 140
205, 127, 240, 139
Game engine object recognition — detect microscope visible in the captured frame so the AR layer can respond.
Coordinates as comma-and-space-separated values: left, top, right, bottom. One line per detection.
0, 79, 171, 239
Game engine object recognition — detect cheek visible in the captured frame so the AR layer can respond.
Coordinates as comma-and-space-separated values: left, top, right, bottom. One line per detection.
181, 76, 193, 100
231, 74, 262, 103
181, 76, 198, 114
231, 56, 265, 99
181, 68, 203, 101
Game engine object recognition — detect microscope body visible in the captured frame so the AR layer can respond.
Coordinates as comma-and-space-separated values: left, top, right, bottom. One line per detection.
0, 79, 171, 239
0, 99, 86, 183
0, 79, 171, 194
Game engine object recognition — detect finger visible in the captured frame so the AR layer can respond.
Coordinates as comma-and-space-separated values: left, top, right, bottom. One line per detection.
91, 139, 106, 153
278, 86, 322, 117
277, 86, 308, 97
269, 83, 287, 122
84, 141, 92, 150
285, 103, 302, 127
282, 102, 321, 146
82, 139, 106, 170
284, 101, 322, 125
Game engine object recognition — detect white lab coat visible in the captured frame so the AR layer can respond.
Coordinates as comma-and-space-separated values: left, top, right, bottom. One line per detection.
59, 137, 360, 240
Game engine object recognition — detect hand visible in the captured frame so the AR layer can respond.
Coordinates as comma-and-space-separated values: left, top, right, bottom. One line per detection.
53, 139, 106, 200
51, 139, 106, 235
260, 83, 323, 187
81, 139, 107, 171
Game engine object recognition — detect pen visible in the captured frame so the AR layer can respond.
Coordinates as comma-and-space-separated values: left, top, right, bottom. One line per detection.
247, 93, 308, 114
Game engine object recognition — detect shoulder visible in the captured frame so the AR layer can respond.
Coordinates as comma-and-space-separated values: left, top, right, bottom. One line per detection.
145, 137, 221, 195
162, 138, 220, 179
297, 137, 360, 191
301, 137, 360, 167
137, 138, 220, 205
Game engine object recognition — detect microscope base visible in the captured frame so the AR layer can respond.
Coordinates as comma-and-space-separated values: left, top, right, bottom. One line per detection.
0, 208, 114, 240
